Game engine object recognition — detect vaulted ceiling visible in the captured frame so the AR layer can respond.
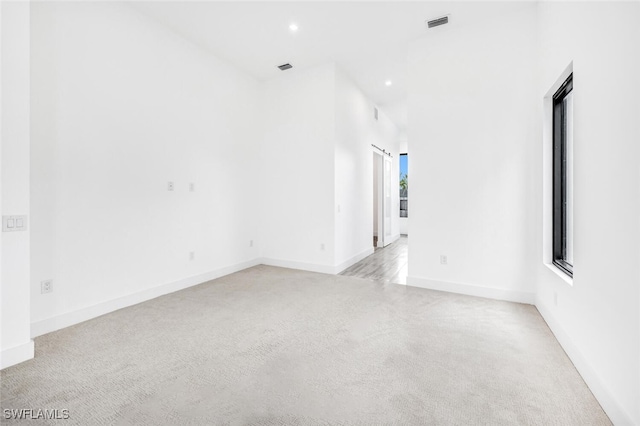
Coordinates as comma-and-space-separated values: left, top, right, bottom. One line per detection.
132, 1, 533, 134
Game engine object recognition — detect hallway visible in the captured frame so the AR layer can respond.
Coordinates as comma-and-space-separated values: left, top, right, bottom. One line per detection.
339, 236, 408, 284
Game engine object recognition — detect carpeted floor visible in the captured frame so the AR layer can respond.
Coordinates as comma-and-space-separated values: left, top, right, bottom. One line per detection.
1, 265, 610, 425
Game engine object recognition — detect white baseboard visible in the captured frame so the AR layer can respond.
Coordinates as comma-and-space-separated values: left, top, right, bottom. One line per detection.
31, 258, 261, 338
376, 233, 401, 249
259, 257, 336, 275
334, 247, 375, 274
30, 252, 376, 339
386, 233, 400, 246
535, 301, 634, 426
406, 275, 535, 305
1, 340, 34, 370
261, 248, 375, 276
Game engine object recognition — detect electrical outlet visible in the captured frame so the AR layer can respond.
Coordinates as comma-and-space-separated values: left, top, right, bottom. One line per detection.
249, 240, 254, 247
41, 280, 53, 294
189, 251, 195, 261
168, 182, 174, 191
320, 243, 325, 251
440, 255, 448, 265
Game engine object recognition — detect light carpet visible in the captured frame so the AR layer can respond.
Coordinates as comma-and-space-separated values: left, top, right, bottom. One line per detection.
0, 265, 610, 425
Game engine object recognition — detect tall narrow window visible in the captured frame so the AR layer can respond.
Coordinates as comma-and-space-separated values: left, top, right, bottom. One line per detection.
399, 154, 408, 217
552, 74, 573, 277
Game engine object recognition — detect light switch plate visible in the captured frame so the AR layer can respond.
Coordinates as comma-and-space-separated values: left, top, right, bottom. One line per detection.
2, 215, 28, 232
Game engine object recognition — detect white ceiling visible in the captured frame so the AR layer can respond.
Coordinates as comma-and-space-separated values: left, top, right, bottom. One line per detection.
131, 1, 532, 133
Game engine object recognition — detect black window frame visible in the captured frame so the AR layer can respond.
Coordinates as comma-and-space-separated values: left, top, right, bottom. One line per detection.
552, 73, 573, 277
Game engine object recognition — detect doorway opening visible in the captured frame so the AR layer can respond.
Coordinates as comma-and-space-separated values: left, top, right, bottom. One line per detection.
340, 146, 406, 284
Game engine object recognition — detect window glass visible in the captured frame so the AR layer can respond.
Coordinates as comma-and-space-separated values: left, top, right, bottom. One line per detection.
552, 74, 573, 277
399, 154, 408, 218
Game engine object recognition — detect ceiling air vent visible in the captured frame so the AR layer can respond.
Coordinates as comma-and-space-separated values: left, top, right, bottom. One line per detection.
277, 63, 293, 71
426, 15, 449, 29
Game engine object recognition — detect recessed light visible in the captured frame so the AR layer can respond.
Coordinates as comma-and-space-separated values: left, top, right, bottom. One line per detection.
289, 23, 298, 32
385, 80, 392, 86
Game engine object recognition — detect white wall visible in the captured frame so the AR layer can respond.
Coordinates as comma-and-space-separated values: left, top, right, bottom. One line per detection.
398, 136, 407, 155
260, 63, 399, 274
408, 2, 639, 422
258, 63, 336, 273
334, 67, 399, 271
0, 1, 34, 369
26, 3, 400, 343
407, 5, 538, 303
535, 3, 640, 424
29, 2, 260, 336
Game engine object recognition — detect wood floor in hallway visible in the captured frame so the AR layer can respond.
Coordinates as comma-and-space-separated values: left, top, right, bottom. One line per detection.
339, 235, 408, 284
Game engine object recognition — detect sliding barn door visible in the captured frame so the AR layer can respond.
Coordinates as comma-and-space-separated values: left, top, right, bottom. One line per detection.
382, 155, 393, 247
